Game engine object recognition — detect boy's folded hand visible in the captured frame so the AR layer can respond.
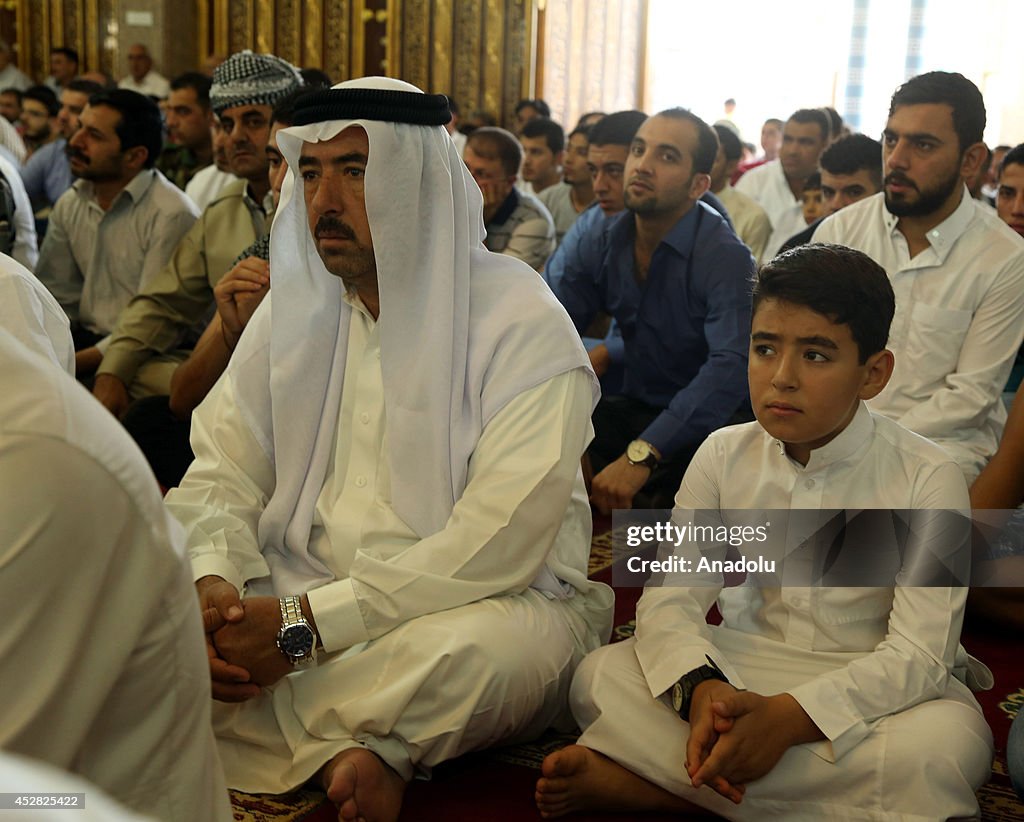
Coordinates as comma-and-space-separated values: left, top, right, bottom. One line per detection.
691, 691, 822, 788
685, 679, 745, 804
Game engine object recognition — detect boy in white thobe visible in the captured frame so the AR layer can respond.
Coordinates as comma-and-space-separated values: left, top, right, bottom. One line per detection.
536, 243, 993, 821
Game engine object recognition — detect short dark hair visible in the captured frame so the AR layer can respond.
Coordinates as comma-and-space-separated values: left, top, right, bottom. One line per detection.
270, 87, 313, 128
50, 46, 79, 65
788, 108, 831, 143
67, 79, 104, 97
713, 123, 742, 163
655, 108, 718, 175
170, 71, 212, 108
0, 88, 21, 103
1000, 143, 1024, 178
443, 94, 460, 117
588, 109, 646, 148
520, 116, 565, 154
823, 106, 843, 140
87, 88, 163, 168
22, 85, 58, 116
764, 118, 783, 130
819, 133, 883, 189
468, 110, 496, 127
575, 111, 605, 129
568, 123, 591, 142
515, 98, 550, 118
889, 71, 985, 155
803, 171, 821, 190
466, 127, 522, 177
754, 243, 895, 363
300, 68, 332, 89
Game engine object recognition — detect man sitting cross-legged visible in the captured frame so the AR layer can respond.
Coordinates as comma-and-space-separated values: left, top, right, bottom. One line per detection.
536, 243, 993, 820
165, 78, 612, 822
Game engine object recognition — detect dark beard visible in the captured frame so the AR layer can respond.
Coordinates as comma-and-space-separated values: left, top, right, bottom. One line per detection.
884, 167, 962, 217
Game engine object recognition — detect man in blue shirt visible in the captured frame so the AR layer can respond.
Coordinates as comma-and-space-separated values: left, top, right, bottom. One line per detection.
556, 108, 755, 512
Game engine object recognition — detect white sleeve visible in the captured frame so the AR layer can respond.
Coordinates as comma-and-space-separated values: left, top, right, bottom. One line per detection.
632, 435, 747, 699
787, 459, 972, 761
307, 367, 593, 652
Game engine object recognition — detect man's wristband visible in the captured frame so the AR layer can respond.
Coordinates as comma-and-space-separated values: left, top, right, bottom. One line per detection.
671, 654, 729, 719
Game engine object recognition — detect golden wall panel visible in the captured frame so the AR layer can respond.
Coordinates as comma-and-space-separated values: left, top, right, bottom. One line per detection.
324, 0, 349, 81
49, 0, 63, 47
430, 0, 451, 93
17, 0, 537, 128
303, 0, 323, 70
400, 0, 429, 90
481, 0, 504, 118
452, 0, 482, 116
229, 0, 251, 56
255, 0, 274, 55
85, 0, 99, 73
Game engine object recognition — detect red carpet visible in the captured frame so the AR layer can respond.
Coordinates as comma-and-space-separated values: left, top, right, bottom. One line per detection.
233, 516, 1024, 821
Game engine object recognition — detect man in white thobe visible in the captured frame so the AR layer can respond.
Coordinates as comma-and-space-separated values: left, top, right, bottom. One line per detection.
0, 328, 230, 822
164, 78, 612, 822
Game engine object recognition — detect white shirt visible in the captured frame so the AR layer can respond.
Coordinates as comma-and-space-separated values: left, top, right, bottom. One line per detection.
813, 189, 1024, 479
167, 295, 609, 654
0, 752, 154, 821
0, 152, 37, 269
0, 113, 25, 164
185, 164, 239, 212
0, 63, 31, 91
734, 159, 806, 261
118, 70, 171, 99
0, 252, 73, 373
635, 404, 977, 762
0, 329, 230, 822
35, 168, 199, 351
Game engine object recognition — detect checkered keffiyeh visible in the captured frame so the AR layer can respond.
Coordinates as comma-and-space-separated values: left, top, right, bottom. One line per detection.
210, 50, 303, 115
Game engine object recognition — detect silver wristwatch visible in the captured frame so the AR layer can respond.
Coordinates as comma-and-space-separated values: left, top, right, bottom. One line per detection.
276, 595, 317, 666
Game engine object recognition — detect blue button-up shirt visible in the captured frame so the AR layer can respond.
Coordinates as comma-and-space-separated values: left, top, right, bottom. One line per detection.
556, 200, 754, 458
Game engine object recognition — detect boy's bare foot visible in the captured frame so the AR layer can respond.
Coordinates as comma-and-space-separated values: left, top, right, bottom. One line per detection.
321, 747, 406, 822
535, 744, 703, 818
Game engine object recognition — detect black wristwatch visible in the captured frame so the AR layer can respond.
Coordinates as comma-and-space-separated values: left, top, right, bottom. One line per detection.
671, 655, 728, 719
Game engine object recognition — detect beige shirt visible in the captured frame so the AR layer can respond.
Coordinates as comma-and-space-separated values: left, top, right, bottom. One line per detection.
36, 169, 199, 351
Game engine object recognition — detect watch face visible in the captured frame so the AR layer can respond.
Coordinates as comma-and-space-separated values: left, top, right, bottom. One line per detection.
279, 624, 314, 657
671, 682, 684, 713
627, 440, 650, 463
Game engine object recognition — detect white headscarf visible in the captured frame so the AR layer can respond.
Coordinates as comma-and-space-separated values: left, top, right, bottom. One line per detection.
229, 77, 596, 569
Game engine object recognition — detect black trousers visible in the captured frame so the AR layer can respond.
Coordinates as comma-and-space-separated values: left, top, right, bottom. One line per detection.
121, 396, 195, 489
588, 395, 699, 509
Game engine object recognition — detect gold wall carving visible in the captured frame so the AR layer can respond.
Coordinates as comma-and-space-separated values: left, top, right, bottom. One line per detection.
399, 0, 534, 129
16, 0, 543, 130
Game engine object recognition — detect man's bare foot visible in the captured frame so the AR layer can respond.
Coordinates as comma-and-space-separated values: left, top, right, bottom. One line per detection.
321, 747, 406, 822
535, 744, 703, 819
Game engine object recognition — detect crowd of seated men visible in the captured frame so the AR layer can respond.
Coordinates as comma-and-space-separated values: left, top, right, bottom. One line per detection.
0, 37, 1022, 821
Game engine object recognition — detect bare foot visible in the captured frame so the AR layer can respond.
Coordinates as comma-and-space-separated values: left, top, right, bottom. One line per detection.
535, 744, 703, 819
322, 747, 406, 822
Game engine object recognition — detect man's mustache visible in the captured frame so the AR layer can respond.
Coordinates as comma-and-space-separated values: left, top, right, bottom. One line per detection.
314, 216, 357, 241
884, 172, 917, 191
65, 145, 88, 163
